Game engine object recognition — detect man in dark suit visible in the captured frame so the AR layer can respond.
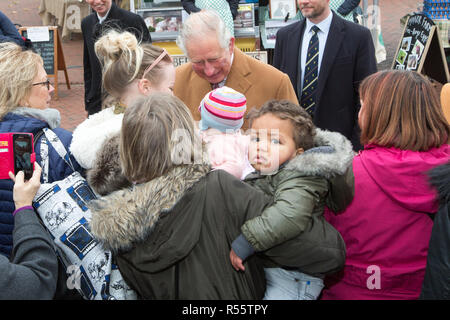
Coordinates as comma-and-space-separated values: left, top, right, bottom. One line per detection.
82, 0, 151, 115
273, 0, 376, 151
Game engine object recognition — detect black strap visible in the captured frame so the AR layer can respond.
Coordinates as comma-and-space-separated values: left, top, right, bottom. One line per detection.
33, 129, 44, 149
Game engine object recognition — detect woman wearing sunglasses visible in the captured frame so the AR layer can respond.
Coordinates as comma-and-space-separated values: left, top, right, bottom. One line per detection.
0, 42, 82, 292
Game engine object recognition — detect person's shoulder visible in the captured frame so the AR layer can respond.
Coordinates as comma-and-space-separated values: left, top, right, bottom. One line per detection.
1, 113, 45, 133
51, 127, 74, 145
207, 168, 243, 186
278, 19, 303, 35
117, 6, 145, 22
240, 50, 289, 77
175, 62, 194, 78
81, 12, 97, 27
337, 14, 370, 35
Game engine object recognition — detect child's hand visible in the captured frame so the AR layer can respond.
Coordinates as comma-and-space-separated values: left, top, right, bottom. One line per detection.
230, 249, 245, 271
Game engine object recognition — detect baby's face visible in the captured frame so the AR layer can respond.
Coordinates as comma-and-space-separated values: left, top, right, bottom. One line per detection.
248, 113, 301, 174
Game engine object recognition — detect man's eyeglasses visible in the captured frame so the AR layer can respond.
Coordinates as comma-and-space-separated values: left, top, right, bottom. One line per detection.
32, 79, 51, 90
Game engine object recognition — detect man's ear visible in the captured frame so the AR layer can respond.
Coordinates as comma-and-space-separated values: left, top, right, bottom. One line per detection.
296, 147, 304, 155
138, 78, 151, 95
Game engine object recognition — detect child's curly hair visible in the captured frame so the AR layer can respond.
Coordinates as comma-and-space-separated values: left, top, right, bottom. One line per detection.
246, 100, 316, 151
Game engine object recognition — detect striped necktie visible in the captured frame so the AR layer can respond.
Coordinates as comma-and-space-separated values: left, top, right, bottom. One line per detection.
300, 25, 320, 116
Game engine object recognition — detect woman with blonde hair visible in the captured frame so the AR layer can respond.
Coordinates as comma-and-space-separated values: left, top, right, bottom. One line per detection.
70, 29, 175, 195
89, 93, 269, 299
0, 42, 81, 260
322, 70, 449, 300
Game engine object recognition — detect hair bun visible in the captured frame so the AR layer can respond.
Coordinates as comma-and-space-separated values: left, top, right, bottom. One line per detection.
95, 30, 139, 66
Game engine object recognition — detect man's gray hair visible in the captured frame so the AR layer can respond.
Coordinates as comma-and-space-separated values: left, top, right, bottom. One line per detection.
176, 10, 233, 57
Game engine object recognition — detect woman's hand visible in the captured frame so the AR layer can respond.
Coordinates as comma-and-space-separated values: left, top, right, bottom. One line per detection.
230, 249, 245, 271
9, 163, 42, 209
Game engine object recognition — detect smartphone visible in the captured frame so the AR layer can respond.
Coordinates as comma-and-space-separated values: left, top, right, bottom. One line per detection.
12, 133, 33, 180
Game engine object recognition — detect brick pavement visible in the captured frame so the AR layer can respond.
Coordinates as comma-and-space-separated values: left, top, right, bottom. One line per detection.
1, 0, 421, 132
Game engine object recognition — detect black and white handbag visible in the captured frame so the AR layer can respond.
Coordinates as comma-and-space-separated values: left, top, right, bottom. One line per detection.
33, 128, 136, 300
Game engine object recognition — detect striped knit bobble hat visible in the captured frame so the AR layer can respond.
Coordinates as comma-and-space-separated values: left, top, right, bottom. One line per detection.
198, 86, 247, 132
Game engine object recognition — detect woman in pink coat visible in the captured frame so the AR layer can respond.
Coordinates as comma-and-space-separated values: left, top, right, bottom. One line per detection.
322, 70, 450, 300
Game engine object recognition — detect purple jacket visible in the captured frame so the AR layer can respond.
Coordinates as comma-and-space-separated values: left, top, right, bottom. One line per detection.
322, 143, 450, 300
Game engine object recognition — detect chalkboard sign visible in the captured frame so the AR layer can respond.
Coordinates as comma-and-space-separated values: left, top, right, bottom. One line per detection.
392, 14, 449, 84
19, 26, 70, 100
20, 27, 56, 75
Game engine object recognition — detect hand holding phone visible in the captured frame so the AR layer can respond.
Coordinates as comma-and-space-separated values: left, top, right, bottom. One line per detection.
9, 162, 42, 209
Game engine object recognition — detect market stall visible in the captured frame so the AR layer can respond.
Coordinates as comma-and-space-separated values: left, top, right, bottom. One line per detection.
131, 0, 263, 63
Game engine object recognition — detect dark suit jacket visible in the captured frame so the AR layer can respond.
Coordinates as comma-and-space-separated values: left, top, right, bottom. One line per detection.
273, 12, 376, 150
81, 2, 151, 115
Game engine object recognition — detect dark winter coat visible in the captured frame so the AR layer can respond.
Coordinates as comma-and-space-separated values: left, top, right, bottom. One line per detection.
0, 209, 58, 299
89, 165, 269, 299
420, 161, 450, 300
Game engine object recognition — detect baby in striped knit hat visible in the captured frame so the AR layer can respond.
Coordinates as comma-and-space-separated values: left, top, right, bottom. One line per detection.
199, 86, 254, 179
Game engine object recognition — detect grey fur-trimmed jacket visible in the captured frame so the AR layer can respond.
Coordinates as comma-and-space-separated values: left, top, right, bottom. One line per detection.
233, 129, 355, 277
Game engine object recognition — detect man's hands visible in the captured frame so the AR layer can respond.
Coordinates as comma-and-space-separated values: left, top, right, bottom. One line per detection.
230, 248, 245, 271
9, 163, 42, 209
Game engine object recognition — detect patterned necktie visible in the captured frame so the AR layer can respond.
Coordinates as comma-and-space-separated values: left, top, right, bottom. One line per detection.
300, 25, 320, 116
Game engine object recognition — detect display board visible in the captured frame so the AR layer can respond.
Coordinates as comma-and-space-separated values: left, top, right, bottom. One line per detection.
19, 26, 70, 99
21, 26, 57, 75
392, 14, 449, 83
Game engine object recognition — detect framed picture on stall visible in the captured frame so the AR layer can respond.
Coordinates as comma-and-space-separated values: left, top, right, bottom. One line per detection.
270, 0, 297, 19
137, 8, 183, 33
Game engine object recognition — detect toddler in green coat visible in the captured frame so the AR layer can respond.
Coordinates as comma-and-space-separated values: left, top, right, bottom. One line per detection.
230, 99, 355, 300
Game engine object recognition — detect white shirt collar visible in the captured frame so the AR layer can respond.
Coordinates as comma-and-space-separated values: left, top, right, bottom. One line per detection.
97, 7, 111, 24
305, 10, 333, 35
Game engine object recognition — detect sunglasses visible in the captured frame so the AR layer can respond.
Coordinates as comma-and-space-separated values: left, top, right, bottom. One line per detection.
32, 79, 51, 90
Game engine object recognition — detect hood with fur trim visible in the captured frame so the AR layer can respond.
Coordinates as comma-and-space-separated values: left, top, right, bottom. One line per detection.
245, 128, 355, 214
86, 134, 131, 196
284, 128, 355, 178
89, 164, 210, 253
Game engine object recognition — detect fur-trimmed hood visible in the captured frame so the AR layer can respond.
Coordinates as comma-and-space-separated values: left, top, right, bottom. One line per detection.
246, 128, 354, 179
284, 128, 355, 178
89, 164, 210, 253
86, 134, 131, 196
